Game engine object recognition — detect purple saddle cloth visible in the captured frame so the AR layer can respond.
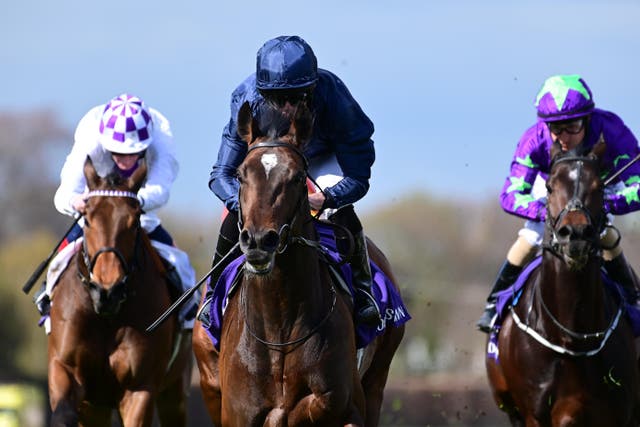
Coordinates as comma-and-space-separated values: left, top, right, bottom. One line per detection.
493, 256, 640, 336
203, 221, 411, 350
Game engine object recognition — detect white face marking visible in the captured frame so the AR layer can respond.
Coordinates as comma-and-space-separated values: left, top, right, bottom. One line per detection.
261, 153, 278, 179
569, 167, 579, 181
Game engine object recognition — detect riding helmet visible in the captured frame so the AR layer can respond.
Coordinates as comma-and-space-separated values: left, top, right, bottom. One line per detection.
256, 36, 318, 90
534, 74, 595, 122
99, 94, 154, 154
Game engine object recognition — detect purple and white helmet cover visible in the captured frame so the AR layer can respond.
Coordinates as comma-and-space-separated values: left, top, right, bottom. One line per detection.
99, 94, 153, 154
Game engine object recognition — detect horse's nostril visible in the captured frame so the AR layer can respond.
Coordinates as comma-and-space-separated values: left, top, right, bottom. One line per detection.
240, 230, 255, 248
557, 225, 572, 241
261, 230, 280, 251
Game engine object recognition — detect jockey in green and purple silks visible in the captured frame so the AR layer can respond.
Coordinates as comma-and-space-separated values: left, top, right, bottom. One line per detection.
477, 74, 640, 333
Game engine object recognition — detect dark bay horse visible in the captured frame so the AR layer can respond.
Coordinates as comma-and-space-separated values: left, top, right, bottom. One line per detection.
486, 141, 640, 426
193, 102, 405, 426
47, 158, 191, 427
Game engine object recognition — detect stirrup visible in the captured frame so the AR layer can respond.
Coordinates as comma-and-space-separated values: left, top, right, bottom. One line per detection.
196, 296, 213, 329
476, 303, 496, 333
355, 289, 380, 327
34, 283, 51, 316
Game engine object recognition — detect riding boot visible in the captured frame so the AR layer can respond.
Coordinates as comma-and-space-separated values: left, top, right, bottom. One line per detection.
351, 231, 381, 327
476, 260, 523, 333
33, 281, 50, 316
197, 212, 241, 329
604, 254, 639, 303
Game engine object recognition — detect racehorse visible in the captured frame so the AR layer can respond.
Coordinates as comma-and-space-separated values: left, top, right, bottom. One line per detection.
192, 101, 405, 426
486, 140, 640, 426
47, 157, 191, 427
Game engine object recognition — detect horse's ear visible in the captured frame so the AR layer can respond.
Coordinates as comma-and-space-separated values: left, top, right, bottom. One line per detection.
237, 102, 257, 144
589, 132, 607, 161
291, 104, 313, 148
550, 140, 563, 163
127, 158, 147, 193
84, 156, 100, 189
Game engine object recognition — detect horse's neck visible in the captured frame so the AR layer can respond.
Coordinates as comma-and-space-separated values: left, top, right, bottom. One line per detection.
539, 253, 607, 329
244, 222, 329, 329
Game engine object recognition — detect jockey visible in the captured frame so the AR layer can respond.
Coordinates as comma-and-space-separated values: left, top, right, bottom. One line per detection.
34, 93, 197, 329
202, 35, 380, 327
477, 74, 640, 333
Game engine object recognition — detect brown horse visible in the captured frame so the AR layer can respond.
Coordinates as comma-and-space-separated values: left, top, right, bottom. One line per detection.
47, 158, 192, 427
193, 102, 405, 426
486, 141, 640, 426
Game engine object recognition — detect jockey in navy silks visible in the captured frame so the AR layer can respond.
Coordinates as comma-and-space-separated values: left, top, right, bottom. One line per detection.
202, 35, 380, 327
477, 75, 640, 333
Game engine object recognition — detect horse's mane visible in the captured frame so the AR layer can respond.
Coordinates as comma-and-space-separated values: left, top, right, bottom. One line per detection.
104, 170, 127, 187
256, 101, 292, 140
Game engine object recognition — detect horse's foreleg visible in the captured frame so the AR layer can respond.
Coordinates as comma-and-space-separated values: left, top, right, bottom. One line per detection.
193, 323, 222, 425
156, 378, 187, 427
119, 390, 155, 427
49, 358, 80, 427
288, 393, 364, 426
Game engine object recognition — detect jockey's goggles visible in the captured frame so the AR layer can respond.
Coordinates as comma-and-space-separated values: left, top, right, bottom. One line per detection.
547, 118, 585, 135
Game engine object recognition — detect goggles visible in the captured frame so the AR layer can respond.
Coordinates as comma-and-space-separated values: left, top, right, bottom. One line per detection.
547, 118, 585, 135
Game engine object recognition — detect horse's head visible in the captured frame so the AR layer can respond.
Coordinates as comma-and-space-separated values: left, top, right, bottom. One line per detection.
80, 156, 146, 316
235, 101, 314, 274
545, 140, 607, 270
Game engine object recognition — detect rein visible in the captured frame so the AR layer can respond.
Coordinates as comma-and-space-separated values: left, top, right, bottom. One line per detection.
77, 191, 142, 305
238, 141, 340, 348
513, 154, 623, 357
544, 156, 605, 258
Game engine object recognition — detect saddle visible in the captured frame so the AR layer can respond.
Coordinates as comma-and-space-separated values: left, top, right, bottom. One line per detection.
200, 221, 410, 350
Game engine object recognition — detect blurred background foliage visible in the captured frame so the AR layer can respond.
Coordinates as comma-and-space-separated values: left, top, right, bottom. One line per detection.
4, 110, 640, 424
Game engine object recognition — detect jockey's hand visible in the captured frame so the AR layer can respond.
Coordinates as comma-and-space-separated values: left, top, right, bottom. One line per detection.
308, 191, 326, 212
71, 192, 89, 215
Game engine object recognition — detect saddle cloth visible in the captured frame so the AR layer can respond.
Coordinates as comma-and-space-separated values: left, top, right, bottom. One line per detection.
487, 256, 640, 360
202, 221, 411, 350
39, 237, 198, 333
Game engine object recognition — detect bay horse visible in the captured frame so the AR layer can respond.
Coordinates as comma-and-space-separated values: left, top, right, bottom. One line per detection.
486, 140, 640, 426
193, 101, 405, 426
47, 157, 192, 427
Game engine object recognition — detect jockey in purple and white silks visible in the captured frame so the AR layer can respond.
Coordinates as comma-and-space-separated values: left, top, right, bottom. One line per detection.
35, 94, 197, 329
477, 74, 640, 333
201, 35, 380, 328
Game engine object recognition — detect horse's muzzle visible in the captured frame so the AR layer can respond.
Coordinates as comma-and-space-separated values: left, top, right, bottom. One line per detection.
87, 280, 127, 316
556, 224, 598, 271
240, 228, 280, 274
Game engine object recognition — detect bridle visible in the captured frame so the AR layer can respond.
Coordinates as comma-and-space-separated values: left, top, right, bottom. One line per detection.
544, 155, 605, 259
239, 141, 312, 254
77, 190, 142, 310
511, 154, 624, 357
238, 140, 338, 348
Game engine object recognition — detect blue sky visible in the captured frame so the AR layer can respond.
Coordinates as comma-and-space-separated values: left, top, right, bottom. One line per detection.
3, 0, 640, 216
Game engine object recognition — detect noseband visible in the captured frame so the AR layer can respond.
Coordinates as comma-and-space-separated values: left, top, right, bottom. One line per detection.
77, 190, 141, 308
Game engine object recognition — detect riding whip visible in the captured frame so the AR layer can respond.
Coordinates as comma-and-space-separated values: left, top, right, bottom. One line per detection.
146, 242, 240, 333
604, 152, 640, 186
22, 214, 81, 295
